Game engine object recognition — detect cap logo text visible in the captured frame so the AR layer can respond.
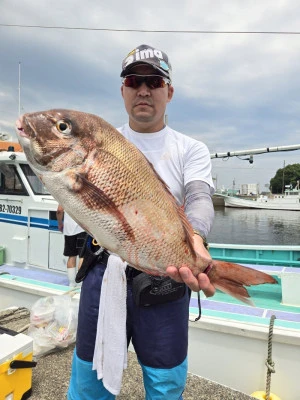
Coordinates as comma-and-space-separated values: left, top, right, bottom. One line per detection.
123, 48, 164, 68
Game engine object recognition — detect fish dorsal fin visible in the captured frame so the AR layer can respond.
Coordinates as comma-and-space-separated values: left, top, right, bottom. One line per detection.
141, 158, 197, 261
176, 205, 197, 260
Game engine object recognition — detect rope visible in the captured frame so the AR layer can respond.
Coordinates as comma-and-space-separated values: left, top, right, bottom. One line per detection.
0, 307, 30, 334
0, 307, 30, 324
265, 315, 276, 400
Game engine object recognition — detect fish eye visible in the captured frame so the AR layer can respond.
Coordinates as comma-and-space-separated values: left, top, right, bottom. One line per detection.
56, 120, 72, 134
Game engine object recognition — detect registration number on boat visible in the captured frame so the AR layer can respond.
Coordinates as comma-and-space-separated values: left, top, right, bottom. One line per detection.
0, 204, 22, 214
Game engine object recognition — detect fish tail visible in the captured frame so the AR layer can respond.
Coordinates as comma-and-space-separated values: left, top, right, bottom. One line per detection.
207, 260, 278, 305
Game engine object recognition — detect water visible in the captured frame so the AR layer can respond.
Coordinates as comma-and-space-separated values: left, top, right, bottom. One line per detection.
208, 206, 300, 245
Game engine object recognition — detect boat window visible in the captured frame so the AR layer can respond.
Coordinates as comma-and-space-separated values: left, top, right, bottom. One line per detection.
19, 164, 51, 195
0, 163, 28, 195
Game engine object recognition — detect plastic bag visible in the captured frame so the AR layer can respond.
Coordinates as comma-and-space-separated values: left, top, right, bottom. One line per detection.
27, 294, 79, 357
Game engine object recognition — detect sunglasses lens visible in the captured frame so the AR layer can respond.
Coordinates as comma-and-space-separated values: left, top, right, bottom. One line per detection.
145, 76, 165, 89
123, 76, 142, 88
123, 75, 169, 89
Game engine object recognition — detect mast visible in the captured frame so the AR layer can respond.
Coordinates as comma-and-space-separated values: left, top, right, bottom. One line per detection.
18, 61, 21, 116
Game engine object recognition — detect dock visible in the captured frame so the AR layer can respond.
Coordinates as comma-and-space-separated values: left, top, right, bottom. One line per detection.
1, 307, 255, 400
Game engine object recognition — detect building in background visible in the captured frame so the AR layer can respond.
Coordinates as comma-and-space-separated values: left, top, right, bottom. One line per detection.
240, 183, 259, 196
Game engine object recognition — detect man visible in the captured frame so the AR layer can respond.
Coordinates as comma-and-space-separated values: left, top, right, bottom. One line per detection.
56, 205, 86, 286
68, 44, 215, 399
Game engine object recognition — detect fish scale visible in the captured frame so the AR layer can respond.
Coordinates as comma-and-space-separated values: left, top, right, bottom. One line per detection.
16, 109, 277, 304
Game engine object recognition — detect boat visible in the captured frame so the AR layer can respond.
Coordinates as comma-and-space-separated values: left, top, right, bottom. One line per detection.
211, 143, 300, 212
2, 248, 299, 399
224, 186, 300, 211
1, 145, 300, 399
0, 146, 66, 272
212, 193, 227, 206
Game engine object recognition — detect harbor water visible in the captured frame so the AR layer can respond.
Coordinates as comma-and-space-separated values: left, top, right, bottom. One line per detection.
208, 206, 300, 245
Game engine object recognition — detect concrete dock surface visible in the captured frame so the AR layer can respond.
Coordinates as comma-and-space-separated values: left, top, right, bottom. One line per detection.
1, 307, 255, 400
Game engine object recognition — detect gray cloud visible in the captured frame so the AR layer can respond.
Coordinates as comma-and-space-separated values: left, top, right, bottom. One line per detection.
1, 0, 300, 189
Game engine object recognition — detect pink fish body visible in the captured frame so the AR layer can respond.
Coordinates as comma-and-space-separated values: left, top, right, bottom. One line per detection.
16, 109, 277, 303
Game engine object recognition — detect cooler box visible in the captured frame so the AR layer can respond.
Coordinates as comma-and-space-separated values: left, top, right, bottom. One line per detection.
0, 326, 36, 400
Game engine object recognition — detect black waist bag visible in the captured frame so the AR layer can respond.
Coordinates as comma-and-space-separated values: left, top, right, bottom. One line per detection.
75, 236, 104, 283
132, 273, 186, 307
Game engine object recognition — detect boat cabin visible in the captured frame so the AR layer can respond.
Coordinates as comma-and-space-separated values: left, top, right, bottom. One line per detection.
0, 147, 65, 271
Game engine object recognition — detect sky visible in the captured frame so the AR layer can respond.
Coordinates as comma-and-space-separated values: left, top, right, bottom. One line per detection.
1, 0, 300, 192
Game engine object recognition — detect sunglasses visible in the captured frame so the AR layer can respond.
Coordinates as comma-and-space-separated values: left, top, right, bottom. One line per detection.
122, 74, 170, 89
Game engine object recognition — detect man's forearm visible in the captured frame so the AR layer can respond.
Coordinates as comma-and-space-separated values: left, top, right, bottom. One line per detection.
184, 180, 214, 238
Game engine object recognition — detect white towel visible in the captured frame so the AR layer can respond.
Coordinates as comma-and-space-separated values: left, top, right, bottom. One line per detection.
92, 254, 128, 395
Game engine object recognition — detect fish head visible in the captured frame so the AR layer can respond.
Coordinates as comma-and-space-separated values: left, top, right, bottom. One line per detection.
15, 109, 98, 173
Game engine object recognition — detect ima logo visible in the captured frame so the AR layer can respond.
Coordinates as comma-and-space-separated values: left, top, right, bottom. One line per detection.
123, 47, 164, 68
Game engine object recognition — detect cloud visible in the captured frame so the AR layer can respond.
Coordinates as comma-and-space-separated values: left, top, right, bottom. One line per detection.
1, 0, 300, 190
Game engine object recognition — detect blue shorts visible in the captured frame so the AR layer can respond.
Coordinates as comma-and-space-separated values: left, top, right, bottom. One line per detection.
68, 260, 190, 399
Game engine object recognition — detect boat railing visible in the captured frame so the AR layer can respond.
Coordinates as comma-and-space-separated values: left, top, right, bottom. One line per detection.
209, 243, 300, 267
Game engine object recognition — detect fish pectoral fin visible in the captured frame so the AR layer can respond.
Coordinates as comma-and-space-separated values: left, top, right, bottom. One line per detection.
67, 171, 135, 243
64, 169, 86, 192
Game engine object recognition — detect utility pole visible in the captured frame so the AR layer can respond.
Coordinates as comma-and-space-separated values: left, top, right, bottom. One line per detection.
282, 160, 285, 194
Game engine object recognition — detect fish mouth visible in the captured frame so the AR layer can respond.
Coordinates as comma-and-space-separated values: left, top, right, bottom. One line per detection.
15, 116, 36, 139
15, 118, 27, 137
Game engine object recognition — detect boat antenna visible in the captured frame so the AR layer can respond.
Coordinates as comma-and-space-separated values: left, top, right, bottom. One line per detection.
18, 61, 21, 116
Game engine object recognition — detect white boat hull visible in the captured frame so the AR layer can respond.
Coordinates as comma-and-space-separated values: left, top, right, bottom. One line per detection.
2, 260, 300, 399
188, 316, 299, 400
0, 279, 70, 309
224, 195, 300, 210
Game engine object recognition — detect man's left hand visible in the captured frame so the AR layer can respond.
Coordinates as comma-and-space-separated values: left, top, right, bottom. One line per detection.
166, 232, 215, 296
166, 266, 215, 295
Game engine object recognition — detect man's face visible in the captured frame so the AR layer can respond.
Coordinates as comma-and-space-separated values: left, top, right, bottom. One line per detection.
121, 65, 174, 133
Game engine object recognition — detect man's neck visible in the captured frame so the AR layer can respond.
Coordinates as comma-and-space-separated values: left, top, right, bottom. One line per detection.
129, 119, 165, 133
